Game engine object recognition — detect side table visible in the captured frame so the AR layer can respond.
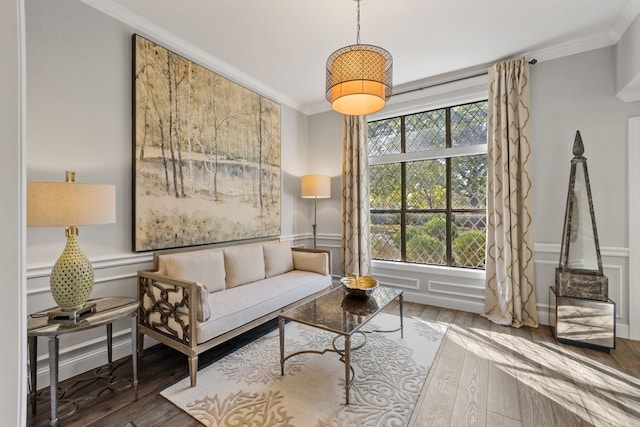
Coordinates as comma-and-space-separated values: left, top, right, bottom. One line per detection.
27, 297, 139, 426
549, 286, 616, 352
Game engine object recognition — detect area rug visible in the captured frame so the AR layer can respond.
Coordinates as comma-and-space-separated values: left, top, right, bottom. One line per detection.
161, 313, 447, 427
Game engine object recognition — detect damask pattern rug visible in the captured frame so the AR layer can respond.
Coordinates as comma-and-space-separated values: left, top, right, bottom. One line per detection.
161, 313, 446, 427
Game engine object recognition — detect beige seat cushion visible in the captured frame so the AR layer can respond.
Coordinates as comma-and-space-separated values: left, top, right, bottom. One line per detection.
197, 270, 331, 344
263, 241, 294, 278
224, 244, 266, 288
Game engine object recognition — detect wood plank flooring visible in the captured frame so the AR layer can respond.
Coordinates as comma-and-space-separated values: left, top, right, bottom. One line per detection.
27, 302, 640, 426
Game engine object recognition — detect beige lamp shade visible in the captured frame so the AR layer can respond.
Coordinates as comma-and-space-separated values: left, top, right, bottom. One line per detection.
27, 181, 116, 227
27, 172, 116, 313
301, 175, 331, 199
326, 44, 392, 116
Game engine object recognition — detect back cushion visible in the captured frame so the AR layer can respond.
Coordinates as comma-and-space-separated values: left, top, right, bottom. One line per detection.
158, 249, 226, 293
263, 241, 294, 278
224, 244, 266, 288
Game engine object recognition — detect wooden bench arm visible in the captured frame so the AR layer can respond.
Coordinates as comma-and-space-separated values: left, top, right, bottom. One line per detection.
137, 270, 198, 346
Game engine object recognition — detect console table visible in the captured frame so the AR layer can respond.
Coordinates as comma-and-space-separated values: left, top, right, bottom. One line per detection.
27, 297, 139, 426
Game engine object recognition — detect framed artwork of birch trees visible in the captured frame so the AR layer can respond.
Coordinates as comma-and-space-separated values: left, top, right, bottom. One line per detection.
132, 34, 281, 251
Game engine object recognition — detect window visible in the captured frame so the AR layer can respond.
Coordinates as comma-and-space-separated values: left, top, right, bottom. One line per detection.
368, 100, 488, 269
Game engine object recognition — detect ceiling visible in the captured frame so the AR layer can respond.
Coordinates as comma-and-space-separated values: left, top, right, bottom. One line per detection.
86, 0, 640, 114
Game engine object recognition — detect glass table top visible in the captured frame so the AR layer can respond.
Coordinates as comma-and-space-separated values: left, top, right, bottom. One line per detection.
279, 285, 402, 336
27, 297, 139, 336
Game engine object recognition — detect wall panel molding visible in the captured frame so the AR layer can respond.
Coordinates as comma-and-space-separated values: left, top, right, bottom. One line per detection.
534, 243, 629, 258
427, 280, 484, 301
27, 252, 153, 279
374, 273, 420, 291
26, 233, 633, 390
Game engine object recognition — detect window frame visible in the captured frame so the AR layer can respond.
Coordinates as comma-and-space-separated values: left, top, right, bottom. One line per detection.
368, 99, 488, 269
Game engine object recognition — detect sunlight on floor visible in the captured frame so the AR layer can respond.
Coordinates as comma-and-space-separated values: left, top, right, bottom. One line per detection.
445, 324, 640, 426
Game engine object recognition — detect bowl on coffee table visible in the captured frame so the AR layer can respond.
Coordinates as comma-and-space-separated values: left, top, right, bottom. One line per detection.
340, 275, 379, 298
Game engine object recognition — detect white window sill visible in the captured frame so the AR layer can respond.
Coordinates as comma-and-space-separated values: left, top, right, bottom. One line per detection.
372, 259, 486, 280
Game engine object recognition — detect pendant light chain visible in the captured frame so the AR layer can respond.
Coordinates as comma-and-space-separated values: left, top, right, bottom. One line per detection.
356, 0, 361, 45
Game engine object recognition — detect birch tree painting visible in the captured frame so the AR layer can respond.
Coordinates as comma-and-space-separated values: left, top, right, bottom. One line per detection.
133, 35, 281, 251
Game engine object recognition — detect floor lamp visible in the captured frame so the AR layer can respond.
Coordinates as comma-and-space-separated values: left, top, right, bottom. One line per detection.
301, 175, 331, 249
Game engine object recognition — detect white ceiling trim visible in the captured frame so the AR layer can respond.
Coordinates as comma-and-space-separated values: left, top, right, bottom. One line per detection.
617, 73, 640, 102
79, 0, 301, 111
81, 0, 637, 117
305, 31, 620, 117
610, 1, 640, 40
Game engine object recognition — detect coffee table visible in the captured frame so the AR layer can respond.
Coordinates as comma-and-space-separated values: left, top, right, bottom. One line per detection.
278, 285, 403, 404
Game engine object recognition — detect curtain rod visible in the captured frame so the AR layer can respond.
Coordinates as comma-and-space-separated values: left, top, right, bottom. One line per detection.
393, 59, 537, 97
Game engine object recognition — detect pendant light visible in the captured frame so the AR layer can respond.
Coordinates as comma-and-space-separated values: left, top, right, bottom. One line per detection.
325, 0, 393, 116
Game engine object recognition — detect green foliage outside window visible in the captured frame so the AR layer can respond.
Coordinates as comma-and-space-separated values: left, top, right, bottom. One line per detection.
453, 229, 486, 268
368, 100, 488, 269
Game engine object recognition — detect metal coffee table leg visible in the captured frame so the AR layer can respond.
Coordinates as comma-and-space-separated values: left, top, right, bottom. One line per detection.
279, 317, 285, 375
344, 334, 351, 405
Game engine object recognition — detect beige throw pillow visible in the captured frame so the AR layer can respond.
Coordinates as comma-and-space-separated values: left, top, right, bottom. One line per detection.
193, 282, 210, 322
292, 251, 329, 275
263, 241, 294, 278
224, 244, 266, 288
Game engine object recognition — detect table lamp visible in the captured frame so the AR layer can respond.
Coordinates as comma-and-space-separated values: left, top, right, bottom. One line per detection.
301, 175, 331, 249
27, 171, 116, 319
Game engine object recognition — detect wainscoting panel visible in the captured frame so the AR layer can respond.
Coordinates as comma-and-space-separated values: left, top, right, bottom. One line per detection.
375, 273, 420, 291
371, 262, 486, 315
427, 280, 485, 301
26, 237, 632, 389
318, 235, 630, 338
533, 244, 629, 338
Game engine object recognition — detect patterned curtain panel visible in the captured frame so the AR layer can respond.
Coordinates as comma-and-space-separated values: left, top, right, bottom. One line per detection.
484, 58, 538, 328
342, 115, 372, 277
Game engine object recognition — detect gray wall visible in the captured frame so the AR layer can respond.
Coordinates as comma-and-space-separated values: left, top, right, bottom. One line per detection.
530, 47, 639, 336
307, 46, 640, 335
616, 12, 640, 99
2, 0, 26, 424
532, 47, 638, 246
25, 0, 310, 387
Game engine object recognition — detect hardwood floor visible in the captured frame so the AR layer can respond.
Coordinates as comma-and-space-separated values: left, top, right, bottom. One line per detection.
27, 302, 640, 426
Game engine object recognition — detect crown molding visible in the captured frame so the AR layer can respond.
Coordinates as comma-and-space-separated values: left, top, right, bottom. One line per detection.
80, 0, 301, 111
617, 74, 640, 102
82, 0, 640, 117
521, 32, 617, 65
610, 1, 640, 42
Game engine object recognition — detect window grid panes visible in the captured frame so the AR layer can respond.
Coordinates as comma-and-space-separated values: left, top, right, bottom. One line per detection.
368, 100, 488, 269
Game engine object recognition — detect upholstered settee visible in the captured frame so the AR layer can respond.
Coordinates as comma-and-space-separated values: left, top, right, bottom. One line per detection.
137, 240, 332, 386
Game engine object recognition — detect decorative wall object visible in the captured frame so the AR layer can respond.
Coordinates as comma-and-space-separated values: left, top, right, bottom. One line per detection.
133, 34, 281, 252
556, 130, 608, 300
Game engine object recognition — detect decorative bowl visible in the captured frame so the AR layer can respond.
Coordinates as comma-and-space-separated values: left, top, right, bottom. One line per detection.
341, 294, 380, 315
340, 275, 379, 298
